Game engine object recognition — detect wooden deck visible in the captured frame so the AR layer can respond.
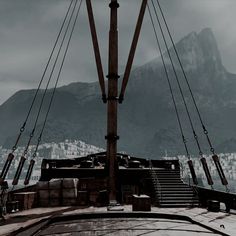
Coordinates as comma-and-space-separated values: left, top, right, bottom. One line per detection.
0, 206, 235, 235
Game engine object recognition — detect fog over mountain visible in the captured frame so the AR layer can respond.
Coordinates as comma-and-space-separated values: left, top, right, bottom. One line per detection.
1, 28, 236, 158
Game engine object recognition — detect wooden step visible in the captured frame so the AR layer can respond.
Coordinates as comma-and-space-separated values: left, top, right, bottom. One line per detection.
159, 183, 188, 186
161, 192, 194, 195
159, 196, 197, 200
159, 199, 199, 204
149, 168, 199, 207
159, 203, 199, 208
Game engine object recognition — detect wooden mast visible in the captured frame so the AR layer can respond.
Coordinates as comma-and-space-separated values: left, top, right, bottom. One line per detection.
107, 0, 119, 202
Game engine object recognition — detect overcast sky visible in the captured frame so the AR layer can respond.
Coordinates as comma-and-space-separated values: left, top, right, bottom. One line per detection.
0, 0, 235, 104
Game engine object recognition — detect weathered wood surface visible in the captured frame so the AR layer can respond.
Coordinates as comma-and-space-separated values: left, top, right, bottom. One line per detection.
1, 206, 235, 235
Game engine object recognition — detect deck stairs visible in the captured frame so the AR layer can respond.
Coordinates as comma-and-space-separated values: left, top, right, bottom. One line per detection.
149, 162, 199, 207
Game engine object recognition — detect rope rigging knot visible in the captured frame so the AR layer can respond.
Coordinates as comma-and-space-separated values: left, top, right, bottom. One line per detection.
204, 130, 208, 135
30, 129, 35, 138
20, 127, 25, 133
193, 130, 198, 139
182, 135, 187, 144
20, 122, 26, 133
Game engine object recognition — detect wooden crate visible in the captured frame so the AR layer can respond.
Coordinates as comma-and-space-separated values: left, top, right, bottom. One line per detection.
62, 198, 77, 206
49, 179, 62, 190
78, 178, 107, 191
49, 198, 60, 207
39, 189, 61, 199
13, 192, 37, 210
62, 179, 78, 189
37, 181, 49, 190
62, 188, 77, 199
38, 190, 49, 200
77, 191, 88, 206
89, 191, 99, 204
123, 191, 133, 204
132, 194, 151, 211
97, 190, 109, 206
38, 199, 49, 207
49, 189, 61, 199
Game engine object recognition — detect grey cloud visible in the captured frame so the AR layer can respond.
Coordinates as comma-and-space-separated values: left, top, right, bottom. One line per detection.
0, 0, 235, 104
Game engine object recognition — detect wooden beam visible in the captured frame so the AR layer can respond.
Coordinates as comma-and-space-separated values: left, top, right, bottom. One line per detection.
86, 0, 106, 102
107, 0, 119, 202
119, 0, 147, 103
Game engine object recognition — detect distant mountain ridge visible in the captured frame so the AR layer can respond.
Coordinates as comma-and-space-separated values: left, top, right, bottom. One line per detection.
1, 28, 236, 158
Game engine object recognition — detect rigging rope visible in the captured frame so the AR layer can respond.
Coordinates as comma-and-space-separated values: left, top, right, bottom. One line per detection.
0, 0, 75, 185
147, 6, 189, 159
13, 0, 81, 186
149, 1, 214, 187
147, 4, 198, 185
23, 0, 79, 156
11, 0, 74, 153
34, 0, 83, 157
154, 0, 228, 190
150, 0, 204, 158
24, 0, 83, 185
155, 0, 215, 155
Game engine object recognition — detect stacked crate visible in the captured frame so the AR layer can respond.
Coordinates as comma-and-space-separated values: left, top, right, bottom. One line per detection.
13, 192, 36, 210
37, 178, 108, 207
121, 185, 137, 204
49, 179, 62, 206
37, 181, 49, 207
37, 179, 62, 207
77, 190, 88, 206
62, 179, 78, 206
78, 178, 108, 206
132, 194, 151, 211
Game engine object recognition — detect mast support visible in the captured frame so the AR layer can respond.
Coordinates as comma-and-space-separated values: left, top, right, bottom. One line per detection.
119, 0, 147, 103
107, 0, 119, 203
86, 0, 107, 103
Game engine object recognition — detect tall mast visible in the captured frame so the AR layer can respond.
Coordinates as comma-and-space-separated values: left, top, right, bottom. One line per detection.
106, 0, 119, 202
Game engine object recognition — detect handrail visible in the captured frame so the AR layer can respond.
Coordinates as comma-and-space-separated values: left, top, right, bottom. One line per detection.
191, 185, 200, 207
179, 161, 199, 206
179, 162, 184, 180
149, 159, 162, 205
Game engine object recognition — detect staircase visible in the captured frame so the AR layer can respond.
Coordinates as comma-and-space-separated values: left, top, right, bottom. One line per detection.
149, 167, 199, 208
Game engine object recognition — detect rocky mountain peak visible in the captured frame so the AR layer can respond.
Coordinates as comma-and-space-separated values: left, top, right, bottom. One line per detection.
140, 28, 224, 79
173, 28, 224, 73
0, 28, 235, 156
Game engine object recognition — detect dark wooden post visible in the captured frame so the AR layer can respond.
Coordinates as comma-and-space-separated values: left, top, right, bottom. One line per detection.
106, 0, 119, 202
86, 0, 106, 102
119, 0, 147, 102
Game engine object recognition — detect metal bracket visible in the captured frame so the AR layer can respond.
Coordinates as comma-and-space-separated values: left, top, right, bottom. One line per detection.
105, 135, 120, 141
106, 73, 120, 80
109, 1, 120, 8
107, 96, 119, 101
